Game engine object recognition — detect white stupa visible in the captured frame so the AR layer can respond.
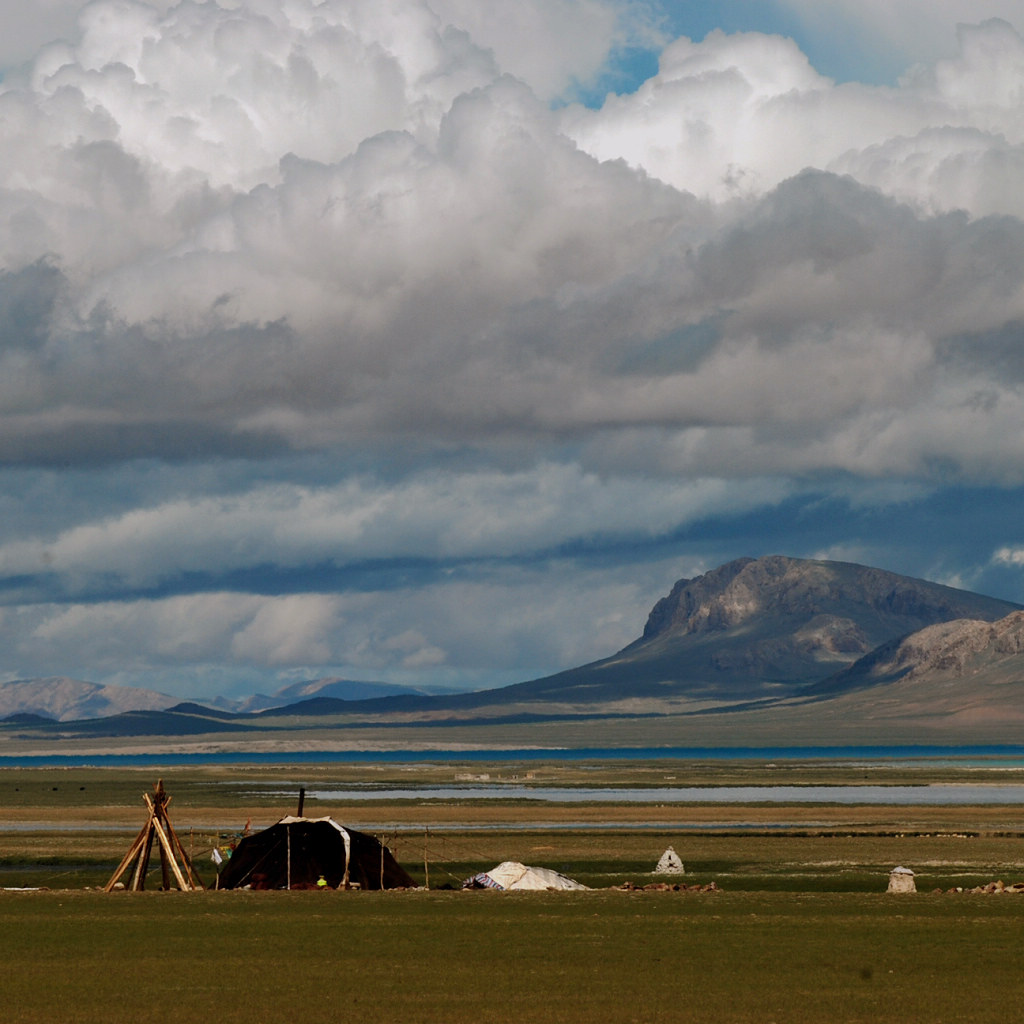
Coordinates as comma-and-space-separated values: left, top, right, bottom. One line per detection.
655, 847, 685, 875
887, 866, 916, 893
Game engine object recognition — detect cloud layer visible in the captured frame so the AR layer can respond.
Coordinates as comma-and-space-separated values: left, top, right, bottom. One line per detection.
2, 1, 1024, 697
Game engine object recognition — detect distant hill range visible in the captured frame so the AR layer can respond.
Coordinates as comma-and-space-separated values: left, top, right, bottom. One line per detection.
230, 677, 439, 714
5, 556, 1024, 745
0, 678, 178, 723
0, 675, 427, 723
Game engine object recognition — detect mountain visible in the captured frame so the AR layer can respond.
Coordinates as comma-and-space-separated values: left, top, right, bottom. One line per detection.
5, 555, 1024, 745
448, 556, 1021, 709
0, 677, 179, 722
233, 677, 434, 713
0, 712, 55, 725
804, 610, 1024, 708
0, 675, 433, 721
50, 705, 257, 737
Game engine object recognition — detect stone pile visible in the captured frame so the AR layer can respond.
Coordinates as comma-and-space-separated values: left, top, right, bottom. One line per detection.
935, 880, 1024, 895
615, 881, 719, 892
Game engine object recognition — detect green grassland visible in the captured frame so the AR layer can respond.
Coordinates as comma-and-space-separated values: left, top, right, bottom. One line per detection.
2, 889, 1024, 1023
3, 761, 1024, 1021
4, 761, 1024, 891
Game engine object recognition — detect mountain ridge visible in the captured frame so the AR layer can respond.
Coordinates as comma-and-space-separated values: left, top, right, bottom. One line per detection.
0, 677, 178, 722
0, 674, 435, 723
805, 609, 1024, 699
4, 555, 1023, 741
613, 554, 1020, 698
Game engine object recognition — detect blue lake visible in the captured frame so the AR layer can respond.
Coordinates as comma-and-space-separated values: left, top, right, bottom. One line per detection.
5, 744, 1024, 768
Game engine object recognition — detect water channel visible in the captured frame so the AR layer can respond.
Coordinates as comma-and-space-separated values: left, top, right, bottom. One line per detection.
288, 784, 1024, 804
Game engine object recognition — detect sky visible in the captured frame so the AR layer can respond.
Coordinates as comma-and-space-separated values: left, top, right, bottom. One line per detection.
2, 1, 1024, 701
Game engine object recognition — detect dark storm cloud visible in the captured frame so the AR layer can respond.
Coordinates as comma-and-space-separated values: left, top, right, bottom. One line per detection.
2, 1, 1024, 697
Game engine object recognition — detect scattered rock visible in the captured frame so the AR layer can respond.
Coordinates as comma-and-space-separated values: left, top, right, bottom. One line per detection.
613, 880, 721, 893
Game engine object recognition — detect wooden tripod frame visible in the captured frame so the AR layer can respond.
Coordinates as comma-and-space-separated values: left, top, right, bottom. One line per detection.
104, 779, 204, 892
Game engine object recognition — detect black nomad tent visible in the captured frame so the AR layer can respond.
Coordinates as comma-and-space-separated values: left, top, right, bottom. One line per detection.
215, 815, 415, 890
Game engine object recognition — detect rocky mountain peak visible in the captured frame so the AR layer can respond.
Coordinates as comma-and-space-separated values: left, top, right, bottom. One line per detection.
641, 555, 1014, 643
874, 609, 1024, 681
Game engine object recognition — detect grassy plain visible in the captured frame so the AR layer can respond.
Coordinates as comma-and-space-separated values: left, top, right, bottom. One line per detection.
3, 761, 1024, 1021
3, 889, 1024, 1023
4, 760, 1024, 890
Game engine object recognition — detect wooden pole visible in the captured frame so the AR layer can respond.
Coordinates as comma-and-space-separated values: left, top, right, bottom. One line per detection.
165, 820, 204, 890
103, 825, 151, 892
132, 821, 155, 891
342, 829, 351, 890
152, 815, 191, 891
423, 827, 430, 890
105, 779, 203, 893
143, 790, 173, 890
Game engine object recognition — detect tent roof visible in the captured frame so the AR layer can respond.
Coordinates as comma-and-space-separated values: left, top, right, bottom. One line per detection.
277, 814, 345, 830
216, 815, 415, 890
466, 861, 588, 891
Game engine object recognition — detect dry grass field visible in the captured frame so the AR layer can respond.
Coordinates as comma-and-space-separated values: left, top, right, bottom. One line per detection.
3, 760, 1024, 1021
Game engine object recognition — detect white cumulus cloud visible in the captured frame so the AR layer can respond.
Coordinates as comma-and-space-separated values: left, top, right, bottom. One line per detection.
2, 3, 1024, 695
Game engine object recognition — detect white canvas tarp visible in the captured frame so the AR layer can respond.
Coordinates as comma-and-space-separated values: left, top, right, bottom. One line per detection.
465, 861, 589, 891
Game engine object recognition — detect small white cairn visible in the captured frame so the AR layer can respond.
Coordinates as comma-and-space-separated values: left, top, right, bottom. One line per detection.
887, 866, 916, 893
655, 846, 685, 875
